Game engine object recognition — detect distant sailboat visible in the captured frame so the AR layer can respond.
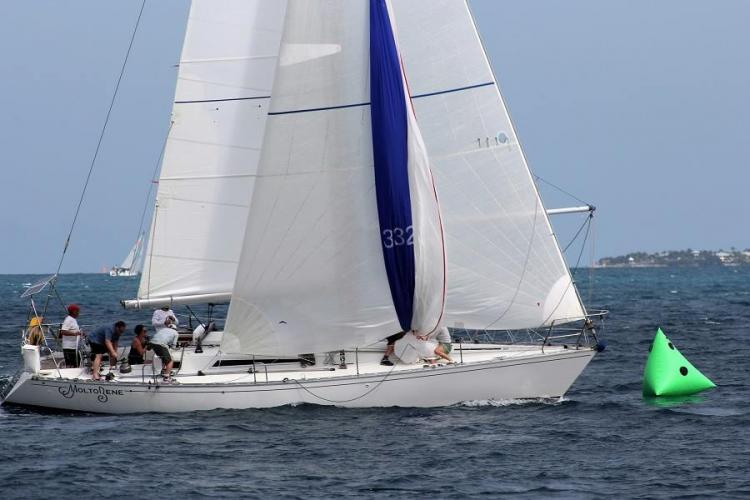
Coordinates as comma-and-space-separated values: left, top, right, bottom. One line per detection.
109, 232, 144, 277
3, 0, 605, 413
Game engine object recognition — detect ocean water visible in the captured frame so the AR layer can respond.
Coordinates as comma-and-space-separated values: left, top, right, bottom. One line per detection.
0, 268, 748, 498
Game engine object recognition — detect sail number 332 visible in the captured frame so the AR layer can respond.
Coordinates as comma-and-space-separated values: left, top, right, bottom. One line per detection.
382, 225, 414, 249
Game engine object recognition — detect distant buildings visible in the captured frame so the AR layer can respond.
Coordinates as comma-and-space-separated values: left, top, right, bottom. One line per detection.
596, 249, 750, 267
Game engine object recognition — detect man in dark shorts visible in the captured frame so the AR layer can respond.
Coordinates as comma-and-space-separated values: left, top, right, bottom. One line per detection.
87, 321, 127, 381
380, 331, 406, 366
150, 324, 178, 382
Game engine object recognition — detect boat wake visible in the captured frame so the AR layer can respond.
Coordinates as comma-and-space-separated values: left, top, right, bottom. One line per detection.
458, 397, 567, 407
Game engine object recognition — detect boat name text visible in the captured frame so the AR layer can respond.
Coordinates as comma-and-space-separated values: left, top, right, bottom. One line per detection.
58, 384, 124, 403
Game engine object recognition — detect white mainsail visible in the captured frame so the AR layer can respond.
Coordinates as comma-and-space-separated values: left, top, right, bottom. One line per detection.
224, 1, 399, 355
135, 0, 287, 305
224, 0, 586, 355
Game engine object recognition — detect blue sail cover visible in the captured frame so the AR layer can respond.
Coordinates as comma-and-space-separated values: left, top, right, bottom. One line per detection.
369, 0, 415, 331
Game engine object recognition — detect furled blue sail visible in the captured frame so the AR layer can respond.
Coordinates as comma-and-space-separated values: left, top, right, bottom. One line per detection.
370, 0, 445, 333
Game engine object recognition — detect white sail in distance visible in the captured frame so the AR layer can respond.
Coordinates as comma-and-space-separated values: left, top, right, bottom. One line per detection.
119, 233, 142, 271
135, 0, 287, 306
225, 0, 585, 355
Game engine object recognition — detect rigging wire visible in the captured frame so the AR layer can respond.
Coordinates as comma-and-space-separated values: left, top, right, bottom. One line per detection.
288, 343, 413, 404
588, 215, 597, 307
535, 175, 591, 206
538, 213, 593, 327
482, 197, 541, 330
562, 213, 593, 254
54, 0, 147, 277
119, 120, 173, 297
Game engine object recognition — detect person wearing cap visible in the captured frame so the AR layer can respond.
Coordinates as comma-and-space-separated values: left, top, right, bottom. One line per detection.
60, 304, 82, 368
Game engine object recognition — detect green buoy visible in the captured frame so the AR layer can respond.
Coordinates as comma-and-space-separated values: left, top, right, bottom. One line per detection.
642, 328, 716, 397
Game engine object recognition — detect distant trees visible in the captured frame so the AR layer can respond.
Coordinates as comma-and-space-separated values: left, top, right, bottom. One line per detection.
597, 249, 748, 267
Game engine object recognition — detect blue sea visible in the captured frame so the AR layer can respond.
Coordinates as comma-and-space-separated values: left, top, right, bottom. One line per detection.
0, 268, 748, 498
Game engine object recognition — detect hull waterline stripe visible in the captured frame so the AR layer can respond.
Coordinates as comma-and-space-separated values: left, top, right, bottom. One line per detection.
266, 81, 496, 116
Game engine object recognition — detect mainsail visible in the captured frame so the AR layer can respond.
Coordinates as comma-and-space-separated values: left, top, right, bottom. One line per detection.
224, 0, 403, 354
223, 0, 586, 354
133, 0, 287, 306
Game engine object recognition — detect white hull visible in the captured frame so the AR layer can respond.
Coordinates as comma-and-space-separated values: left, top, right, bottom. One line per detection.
109, 268, 139, 277
2, 345, 595, 413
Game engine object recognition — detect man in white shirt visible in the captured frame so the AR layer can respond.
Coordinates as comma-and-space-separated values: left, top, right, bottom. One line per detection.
152, 306, 179, 330
60, 304, 82, 368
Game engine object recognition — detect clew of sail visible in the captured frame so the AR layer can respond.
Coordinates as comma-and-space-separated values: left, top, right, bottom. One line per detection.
135, 0, 287, 304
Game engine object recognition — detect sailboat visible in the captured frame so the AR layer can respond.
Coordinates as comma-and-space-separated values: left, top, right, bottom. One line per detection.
109, 232, 145, 277
2, 0, 604, 413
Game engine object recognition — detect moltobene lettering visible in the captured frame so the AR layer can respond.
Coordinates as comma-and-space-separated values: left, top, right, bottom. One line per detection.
58, 383, 124, 403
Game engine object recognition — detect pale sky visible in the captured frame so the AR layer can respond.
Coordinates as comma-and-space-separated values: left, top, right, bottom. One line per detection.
1, 0, 748, 274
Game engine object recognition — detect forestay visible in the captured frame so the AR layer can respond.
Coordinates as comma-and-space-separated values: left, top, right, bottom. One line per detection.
136, 0, 287, 304
224, 0, 585, 355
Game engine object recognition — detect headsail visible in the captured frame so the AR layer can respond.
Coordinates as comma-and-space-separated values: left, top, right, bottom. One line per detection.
390, 0, 586, 329
134, 0, 287, 305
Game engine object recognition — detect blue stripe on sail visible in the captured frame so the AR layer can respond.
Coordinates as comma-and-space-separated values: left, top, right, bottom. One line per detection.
175, 95, 271, 104
265, 82, 496, 116
370, 0, 415, 332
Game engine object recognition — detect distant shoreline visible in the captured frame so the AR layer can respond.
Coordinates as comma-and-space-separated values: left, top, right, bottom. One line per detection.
597, 249, 750, 268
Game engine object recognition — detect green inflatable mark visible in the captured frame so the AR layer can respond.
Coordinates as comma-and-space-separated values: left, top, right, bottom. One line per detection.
642, 328, 716, 397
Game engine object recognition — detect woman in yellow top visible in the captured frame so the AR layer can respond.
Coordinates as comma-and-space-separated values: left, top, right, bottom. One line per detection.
26, 316, 46, 346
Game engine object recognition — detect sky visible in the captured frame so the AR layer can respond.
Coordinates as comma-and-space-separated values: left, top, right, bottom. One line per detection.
1, 0, 748, 274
